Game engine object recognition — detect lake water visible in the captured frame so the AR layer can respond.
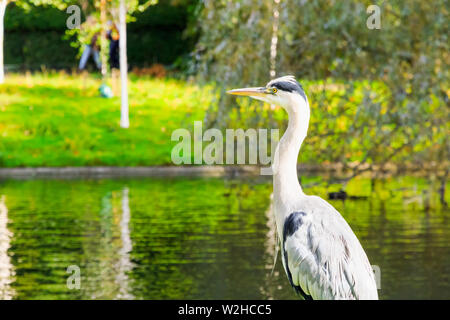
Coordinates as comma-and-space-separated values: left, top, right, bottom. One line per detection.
0, 176, 448, 300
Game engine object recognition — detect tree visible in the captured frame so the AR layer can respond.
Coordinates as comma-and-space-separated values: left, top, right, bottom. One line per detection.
64, 0, 156, 128
118, 0, 129, 128
0, 0, 75, 83
192, 0, 273, 128
193, 0, 449, 192
0, 0, 10, 84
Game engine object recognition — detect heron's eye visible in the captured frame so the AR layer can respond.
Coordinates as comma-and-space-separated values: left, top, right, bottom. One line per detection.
272, 88, 278, 94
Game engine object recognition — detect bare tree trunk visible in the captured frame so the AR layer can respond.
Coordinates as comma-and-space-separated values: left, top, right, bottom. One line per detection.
100, 0, 108, 79
0, 0, 7, 84
119, 0, 129, 128
269, 0, 280, 80
268, 0, 280, 119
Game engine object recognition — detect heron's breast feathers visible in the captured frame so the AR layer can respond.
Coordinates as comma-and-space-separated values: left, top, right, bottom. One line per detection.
281, 201, 378, 300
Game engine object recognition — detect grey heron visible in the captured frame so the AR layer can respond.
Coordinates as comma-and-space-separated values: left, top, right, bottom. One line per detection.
227, 75, 378, 300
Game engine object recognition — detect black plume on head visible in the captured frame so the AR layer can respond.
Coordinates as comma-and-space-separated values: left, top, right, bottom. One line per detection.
267, 75, 307, 101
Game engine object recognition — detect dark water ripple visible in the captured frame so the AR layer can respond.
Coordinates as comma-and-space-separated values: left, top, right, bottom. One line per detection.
0, 176, 448, 300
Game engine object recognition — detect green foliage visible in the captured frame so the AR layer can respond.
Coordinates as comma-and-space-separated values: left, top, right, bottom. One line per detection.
17, 0, 75, 11
5, 2, 68, 30
193, 0, 449, 177
5, 31, 77, 67
4, 0, 196, 68
128, 0, 198, 65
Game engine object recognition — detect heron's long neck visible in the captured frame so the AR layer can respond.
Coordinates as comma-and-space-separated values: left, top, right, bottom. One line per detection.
273, 95, 310, 204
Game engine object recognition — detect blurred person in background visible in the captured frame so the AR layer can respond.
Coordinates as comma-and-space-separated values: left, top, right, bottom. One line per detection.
107, 21, 120, 95
107, 21, 120, 70
78, 16, 102, 71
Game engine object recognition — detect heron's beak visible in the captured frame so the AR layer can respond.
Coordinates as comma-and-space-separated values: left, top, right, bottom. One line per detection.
226, 87, 268, 98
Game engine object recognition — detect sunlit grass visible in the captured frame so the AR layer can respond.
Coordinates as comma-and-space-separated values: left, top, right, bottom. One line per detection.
0, 72, 211, 167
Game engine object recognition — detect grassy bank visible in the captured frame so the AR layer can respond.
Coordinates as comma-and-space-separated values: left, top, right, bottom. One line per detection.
0, 73, 446, 171
0, 73, 210, 167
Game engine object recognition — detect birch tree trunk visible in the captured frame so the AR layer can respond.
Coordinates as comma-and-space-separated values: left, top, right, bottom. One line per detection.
100, 0, 108, 78
269, 0, 280, 80
269, 0, 280, 112
0, 0, 7, 84
119, 0, 129, 128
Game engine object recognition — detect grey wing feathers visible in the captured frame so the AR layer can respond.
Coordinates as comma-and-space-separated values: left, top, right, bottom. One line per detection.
281, 196, 378, 300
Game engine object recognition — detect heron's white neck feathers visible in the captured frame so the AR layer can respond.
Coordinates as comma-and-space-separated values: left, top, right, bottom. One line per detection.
273, 93, 310, 210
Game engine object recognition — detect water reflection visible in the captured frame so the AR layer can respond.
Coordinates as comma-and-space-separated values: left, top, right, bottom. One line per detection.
0, 196, 15, 300
115, 187, 134, 300
259, 193, 283, 300
0, 177, 448, 299
83, 188, 134, 299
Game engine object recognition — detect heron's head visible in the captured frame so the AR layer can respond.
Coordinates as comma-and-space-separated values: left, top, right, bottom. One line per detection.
226, 75, 307, 113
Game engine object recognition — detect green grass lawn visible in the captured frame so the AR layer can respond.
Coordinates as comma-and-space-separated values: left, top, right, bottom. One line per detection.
0, 73, 446, 170
0, 73, 211, 167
